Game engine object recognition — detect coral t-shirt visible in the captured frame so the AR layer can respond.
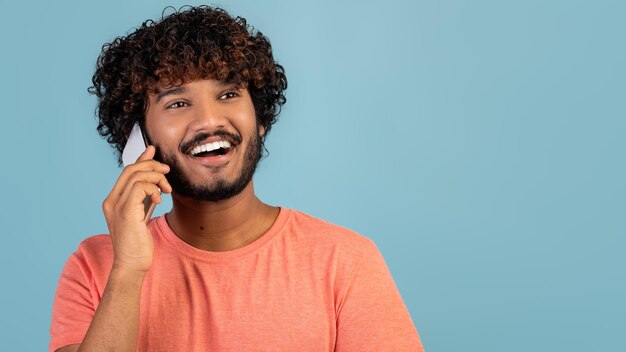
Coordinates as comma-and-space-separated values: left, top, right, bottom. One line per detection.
50, 207, 424, 351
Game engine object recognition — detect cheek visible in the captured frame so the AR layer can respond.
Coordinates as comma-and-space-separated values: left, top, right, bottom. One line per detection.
159, 122, 182, 142
238, 107, 260, 137
146, 118, 184, 152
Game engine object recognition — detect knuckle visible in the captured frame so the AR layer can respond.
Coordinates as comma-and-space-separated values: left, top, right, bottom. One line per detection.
133, 180, 155, 193
146, 182, 159, 193
130, 180, 144, 192
128, 172, 140, 184
102, 199, 111, 212
134, 171, 159, 184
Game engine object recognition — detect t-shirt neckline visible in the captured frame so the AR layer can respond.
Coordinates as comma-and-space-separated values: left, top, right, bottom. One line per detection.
153, 206, 291, 263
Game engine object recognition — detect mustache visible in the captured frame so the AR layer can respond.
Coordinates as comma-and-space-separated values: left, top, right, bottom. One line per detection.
180, 130, 242, 153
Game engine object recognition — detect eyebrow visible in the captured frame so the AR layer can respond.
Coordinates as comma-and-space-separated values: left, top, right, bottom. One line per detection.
155, 86, 189, 103
154, 82, 242, 103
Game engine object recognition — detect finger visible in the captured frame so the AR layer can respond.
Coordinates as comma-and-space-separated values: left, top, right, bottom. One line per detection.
127, 171, 173, 194
117, 181, 162, 219
149, 191, 163, 205
136, 145, 156, 163
109, 161, 170, 201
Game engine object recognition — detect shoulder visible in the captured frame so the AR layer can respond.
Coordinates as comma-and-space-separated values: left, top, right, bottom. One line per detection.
283, 207, 380, 260
72, 216, 160, 263
281, 208, 387, 308
286, 208, 374, 244
74, 234, 113, 259
65, 234, 114, 276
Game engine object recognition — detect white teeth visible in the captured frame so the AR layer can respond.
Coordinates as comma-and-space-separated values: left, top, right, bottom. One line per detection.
191, 140, 232, 156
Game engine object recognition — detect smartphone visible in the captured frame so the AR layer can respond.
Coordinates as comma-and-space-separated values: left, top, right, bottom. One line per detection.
122, 122, 157, 222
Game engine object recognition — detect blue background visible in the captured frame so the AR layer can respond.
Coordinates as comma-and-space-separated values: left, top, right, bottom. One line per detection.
1, 0, 624, 350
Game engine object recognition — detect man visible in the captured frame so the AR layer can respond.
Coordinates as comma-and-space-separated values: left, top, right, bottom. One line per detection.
50, 6, 424, 352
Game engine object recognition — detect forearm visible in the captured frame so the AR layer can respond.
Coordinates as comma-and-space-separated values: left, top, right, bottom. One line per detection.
77, 266, 146, 352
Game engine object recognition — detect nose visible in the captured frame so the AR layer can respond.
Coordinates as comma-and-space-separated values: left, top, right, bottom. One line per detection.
187, 97, 229, 133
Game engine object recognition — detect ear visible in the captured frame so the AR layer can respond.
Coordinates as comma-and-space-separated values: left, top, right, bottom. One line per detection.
259, 124, 266, 137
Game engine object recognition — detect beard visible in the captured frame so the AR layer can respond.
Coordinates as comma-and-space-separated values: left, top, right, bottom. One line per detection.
155, 128, 263, 202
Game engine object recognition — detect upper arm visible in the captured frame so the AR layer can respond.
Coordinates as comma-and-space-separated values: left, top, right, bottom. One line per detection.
335, 241, 424, 352
49, 251, 96, 352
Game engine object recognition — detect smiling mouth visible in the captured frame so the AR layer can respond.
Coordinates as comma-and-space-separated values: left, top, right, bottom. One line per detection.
193, 148, 229, 157
189, 140, 234, 158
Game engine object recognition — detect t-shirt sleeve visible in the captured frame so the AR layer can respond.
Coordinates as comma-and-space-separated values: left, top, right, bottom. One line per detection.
49, 249, 96, 352
335, 240, 425, 352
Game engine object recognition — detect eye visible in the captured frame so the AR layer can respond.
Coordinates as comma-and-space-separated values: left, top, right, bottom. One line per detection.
220, 91, 239, 100
167, 101, 188, 109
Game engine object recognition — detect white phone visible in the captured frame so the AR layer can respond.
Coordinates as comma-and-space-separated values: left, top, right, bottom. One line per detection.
122, 122, 149, 167
122, 122, 157, 222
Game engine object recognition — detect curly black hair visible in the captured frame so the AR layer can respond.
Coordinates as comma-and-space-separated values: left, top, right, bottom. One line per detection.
89, 5, 287, 165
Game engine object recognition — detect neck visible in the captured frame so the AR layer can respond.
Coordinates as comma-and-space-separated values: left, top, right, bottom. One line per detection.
165, 180, 279, 252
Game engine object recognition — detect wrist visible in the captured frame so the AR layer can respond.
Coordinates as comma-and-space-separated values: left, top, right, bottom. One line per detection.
110, 262, 149, 281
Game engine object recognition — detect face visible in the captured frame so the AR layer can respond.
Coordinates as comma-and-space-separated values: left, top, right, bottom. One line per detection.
144, 79, 265, 202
